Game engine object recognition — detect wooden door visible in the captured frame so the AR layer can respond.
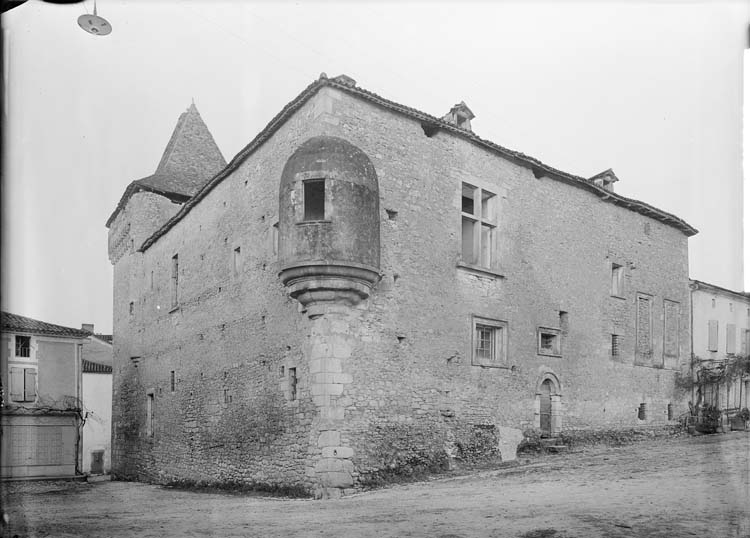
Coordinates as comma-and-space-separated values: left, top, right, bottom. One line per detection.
540, 380, 552, 437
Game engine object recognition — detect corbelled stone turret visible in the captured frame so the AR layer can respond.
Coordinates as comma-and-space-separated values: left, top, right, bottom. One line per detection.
278, 136, 380, 316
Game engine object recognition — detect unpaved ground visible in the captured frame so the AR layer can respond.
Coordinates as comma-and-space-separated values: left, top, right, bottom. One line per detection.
2, 432, 748, 538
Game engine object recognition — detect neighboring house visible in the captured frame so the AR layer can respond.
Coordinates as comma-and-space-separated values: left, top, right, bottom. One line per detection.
107, 74, 697, 498
1, 312, 89, 478
80, 324, 113, 475
689, 280, 750, 413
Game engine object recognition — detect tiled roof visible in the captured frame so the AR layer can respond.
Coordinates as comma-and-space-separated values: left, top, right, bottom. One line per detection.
1, 312, 91, 339
82, 359, 113, 374
94, 334, 113, 344
106, 104, 227, 227
137, 73, 697, 252
689, 279, 750, 301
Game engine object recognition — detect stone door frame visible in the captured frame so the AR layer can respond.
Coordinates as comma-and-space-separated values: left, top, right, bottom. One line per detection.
534, 371, 562, 436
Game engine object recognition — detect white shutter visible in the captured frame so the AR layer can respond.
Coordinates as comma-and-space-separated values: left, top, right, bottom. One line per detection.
10, 367, 23, 401
726, 324, 736, 354
708, 320, 718, 351
24, 369, 36, 402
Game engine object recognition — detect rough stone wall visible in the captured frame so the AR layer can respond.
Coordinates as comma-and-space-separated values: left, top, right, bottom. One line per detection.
110, 95, 333, 491
307, 89, 692, 477
110, 86, 692, 493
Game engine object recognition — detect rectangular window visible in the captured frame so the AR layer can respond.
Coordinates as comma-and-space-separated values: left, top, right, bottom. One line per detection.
14, 335, 30, 358
461, 183, 496, 268
146, 393, 154, 437
9, 366, 36, 402
288, 367, 297, 401
303, 179, 325, 221
129, 302, 134, 315
233, 246, 242, 275
611, 334, 622, 359
635, 293, 653, 364
708, 320, 718, 351
610, 263, 624, 297
744, 329, 750, 356
537, 328, 562, 357
471, 316, 507, 367
171, 254, 179, 308
726, 324, 736, 354
170, 371, 175, 392
272, 222, 279, 255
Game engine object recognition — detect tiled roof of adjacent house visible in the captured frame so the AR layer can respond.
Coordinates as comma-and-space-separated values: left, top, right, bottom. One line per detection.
1, 312, 91, 339
136, 73, 697, 252
82, 359, 113, 374
106, 104, 227, 227
689, 279, 750, 301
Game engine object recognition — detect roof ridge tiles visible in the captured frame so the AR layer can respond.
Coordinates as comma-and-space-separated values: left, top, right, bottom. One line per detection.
134, 75, 696, 252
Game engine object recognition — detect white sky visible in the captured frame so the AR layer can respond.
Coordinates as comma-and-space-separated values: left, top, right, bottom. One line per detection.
1, 0, 748, 334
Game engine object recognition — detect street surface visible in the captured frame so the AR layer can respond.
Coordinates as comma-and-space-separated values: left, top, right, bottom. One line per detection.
2, 432, 748, 538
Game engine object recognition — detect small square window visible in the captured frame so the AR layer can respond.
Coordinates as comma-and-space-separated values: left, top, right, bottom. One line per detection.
471, 316, 507, 367
14, 335, 30, 357
303, 179, 325, 221
537, 328, 562, 357
610, 263, 624, 297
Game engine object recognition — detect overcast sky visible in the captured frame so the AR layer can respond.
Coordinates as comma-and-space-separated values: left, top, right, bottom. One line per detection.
1, 0, 748, 334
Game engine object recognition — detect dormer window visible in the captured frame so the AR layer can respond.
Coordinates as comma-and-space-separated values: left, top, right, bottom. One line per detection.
589, 169, 619, 193
443, 101, 475, 131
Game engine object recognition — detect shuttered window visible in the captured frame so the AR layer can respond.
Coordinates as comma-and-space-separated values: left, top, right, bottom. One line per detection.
708, 320, 718, 351
726, 324, 736, 354
9, 367, 36, 403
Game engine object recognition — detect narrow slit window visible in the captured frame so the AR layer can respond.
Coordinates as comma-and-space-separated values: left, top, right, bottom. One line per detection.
611, 334, 622, 358
288, 367, 298, 401
170, 371, 175, 392
303, 179, 325, 221
233, 246, 242, 275
171, 254, 179, 308
146, 393, 154, 437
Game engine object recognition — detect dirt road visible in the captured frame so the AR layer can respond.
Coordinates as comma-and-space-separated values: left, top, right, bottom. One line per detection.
2, 432, 748, 538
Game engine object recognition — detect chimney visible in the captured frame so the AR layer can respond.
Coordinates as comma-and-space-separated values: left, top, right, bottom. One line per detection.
442, 101, 475, 131
81, 323, 94, 333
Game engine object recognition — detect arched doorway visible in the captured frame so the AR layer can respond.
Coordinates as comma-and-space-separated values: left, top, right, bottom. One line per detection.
534, 371, 562, 437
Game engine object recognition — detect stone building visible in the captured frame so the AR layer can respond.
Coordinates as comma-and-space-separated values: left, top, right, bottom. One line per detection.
108, 74, 697, 497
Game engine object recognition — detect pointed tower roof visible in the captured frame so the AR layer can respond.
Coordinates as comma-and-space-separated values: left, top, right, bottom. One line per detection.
138, 103, 227, 197
107, 104, 227, 227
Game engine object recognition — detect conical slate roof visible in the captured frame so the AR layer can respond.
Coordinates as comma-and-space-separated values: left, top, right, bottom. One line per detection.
107, 104, 226, 227
139, 103, 227, 197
